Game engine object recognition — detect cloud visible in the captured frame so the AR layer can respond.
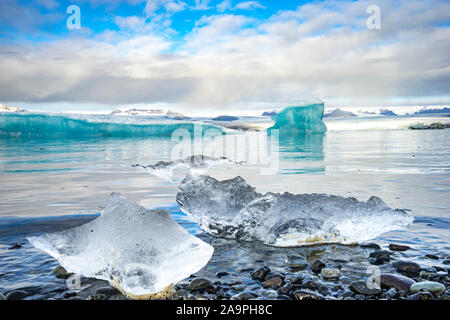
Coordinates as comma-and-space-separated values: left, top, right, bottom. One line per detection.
0, 0, 449, 111
192, 0, 212, 10
216, 0, 232, 13
144, 0, 187, 17
216, 0, 265, 13
234, 1, 265, 10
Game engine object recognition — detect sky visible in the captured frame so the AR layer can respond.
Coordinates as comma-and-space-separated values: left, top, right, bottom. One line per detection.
0, 0, 449, 115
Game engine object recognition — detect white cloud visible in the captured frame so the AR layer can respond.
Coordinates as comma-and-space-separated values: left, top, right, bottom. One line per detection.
0, 0, 449, 111
216, 0, 265, 13
144, 0, 187, 17
234, 1, 265, 10
193, 0, 212, 10
216, 0, 232, 13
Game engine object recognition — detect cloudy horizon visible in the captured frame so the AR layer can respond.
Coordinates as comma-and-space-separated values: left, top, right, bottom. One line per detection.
0, 0, 449, 115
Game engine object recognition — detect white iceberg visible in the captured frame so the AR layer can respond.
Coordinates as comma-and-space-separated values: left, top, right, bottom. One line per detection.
28, 193, 214, 298
176, 174, 414, 247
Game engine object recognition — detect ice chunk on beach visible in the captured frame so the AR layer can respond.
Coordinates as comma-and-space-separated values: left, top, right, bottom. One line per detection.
28, 193, 214, 297
177, 174, 413, 247
269, 102, 327, 134
133, 155, 241, 182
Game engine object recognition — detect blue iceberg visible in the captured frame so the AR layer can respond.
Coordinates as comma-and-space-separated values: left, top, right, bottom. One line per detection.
268, 102, 327, 134
0, 112, 224, 139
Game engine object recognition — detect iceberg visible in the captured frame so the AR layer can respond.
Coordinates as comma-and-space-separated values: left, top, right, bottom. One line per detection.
176, 174, 413, 247
133, 155, 242, 182
28, 193, 214, 298
269, 102, 327, 134
0, 112, 224, 138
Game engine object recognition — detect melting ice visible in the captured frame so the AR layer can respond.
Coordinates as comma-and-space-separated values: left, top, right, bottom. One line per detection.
133, 155, 242, 182
28, 193, 214, 297
176, 174, 414, 247
269, 102, 327, 134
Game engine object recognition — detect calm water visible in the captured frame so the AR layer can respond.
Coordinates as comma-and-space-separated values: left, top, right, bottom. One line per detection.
0, 126, 449, 297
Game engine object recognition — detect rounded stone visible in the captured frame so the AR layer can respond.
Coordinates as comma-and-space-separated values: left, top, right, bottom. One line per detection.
188, 278, 215, 292
311, 260, 325, 273
360, 242, 381, 250
293, 289, 324, 300
262, 277, 283, 289
52, 266, 72, 279
321, 268, 341, 279
407, 292, 434, 300
230, 292, 258, 300
349, 281, 381, 295
388, 244, 410, 251
251, 266, 270, 281
410, 281, 446, 295
392, 260, 421, 274
286, 255, 308, 270
94, 286, 120, 296
379, 273, 415, 292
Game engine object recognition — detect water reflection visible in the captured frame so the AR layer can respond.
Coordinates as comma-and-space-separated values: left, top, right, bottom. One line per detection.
277, 133, 325, 175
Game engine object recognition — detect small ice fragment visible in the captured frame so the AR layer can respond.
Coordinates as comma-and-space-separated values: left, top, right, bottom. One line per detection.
28, 193, 214, 297
133, 155, 242, 182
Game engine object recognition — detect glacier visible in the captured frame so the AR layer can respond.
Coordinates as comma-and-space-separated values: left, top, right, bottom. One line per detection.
269, 102, 327, 134
27, 193, 214, 298
176, 174, 414, 247
132, 155, 243, 182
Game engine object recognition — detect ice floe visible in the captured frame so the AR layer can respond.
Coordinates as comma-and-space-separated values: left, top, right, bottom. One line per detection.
176, 174, 414, 247
28, 193, 214, 297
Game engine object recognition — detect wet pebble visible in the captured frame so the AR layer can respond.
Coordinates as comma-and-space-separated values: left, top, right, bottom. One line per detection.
293, 289, 324, 300
188, 278, 215, 293
278, 282, 293, 295
321, 268, 340, 279
410, 281, 446, 295
379, 273, 415, 292
94, 286, 120, 296
262, 276, 283, 289
349, 281, 381, 295
230, 292, 259, 300
393, 260, 421, 275
369, 250, 390, 265
407, 292, 434, 300
385, 288, 397, 299
52, 266, 72, 279
216, 272, 229, 278
286, 255, 307, 270
425, 254, 439, 260
359, 243, 381, 250
230, 284, 245, 292
251, 266, 270, 281
388, 244, 410, 252
311, 259, 325, 273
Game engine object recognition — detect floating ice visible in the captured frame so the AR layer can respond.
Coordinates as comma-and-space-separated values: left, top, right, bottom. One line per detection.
28, 193, 214, 297
177, 174, 414, 247
133, 155, 242, 182
0, 112, 224, 138
269, 102, 327, 134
